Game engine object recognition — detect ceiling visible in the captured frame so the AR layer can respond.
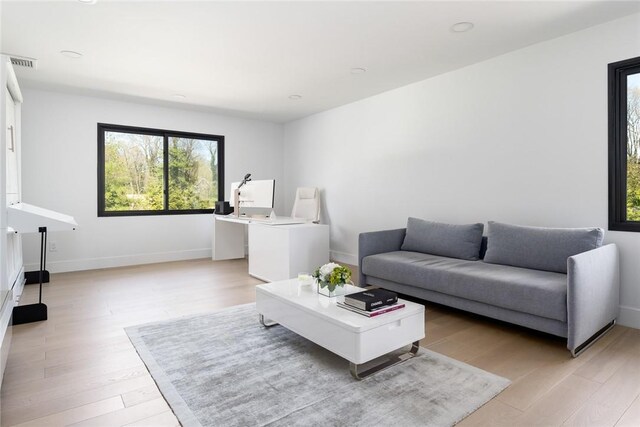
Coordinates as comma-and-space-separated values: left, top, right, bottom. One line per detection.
2, 1, 640, 123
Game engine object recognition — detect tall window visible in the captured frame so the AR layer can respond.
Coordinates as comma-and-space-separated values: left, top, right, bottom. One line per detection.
98, 123, 224, 216
609, 56, 640, 231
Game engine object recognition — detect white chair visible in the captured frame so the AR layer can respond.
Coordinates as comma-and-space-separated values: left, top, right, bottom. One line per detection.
291, 187, 320, 223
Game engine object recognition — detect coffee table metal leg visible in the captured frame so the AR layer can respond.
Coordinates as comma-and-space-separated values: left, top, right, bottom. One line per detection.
350, 341, 420, 380
258, 314, 279, 327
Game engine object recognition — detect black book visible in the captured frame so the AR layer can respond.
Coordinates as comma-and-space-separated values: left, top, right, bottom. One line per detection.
344, 289, 398, 311
337, 301, 405, 318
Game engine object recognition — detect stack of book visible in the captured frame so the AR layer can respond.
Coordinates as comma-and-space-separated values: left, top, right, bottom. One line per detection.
337, 288, 405, 317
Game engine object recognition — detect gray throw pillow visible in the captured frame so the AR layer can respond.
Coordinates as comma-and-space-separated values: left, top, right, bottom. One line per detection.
483, 221, 604, 273
400, 217, 484, 261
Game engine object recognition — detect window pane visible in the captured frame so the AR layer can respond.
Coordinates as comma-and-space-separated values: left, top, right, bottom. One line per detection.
627, 73, 640, 220
104, 131, 164, 211
168, 137, 219, 210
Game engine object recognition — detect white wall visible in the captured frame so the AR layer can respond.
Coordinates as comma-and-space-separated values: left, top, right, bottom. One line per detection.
21, 89, 283, 272
283, 13, 640, 328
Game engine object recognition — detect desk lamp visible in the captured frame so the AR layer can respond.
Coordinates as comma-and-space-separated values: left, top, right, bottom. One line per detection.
234, 173, 251, 217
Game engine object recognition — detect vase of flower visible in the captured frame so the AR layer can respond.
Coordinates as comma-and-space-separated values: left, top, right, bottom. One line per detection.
312, 262, 352, 297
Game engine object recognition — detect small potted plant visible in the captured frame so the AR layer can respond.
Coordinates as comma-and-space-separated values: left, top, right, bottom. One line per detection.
312, 262, 352, 297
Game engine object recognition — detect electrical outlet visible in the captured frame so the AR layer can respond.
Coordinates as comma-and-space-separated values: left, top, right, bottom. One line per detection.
49, 241, 57, 252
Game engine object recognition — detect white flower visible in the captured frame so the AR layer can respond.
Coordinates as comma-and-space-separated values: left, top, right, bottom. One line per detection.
319, 262, 340, 280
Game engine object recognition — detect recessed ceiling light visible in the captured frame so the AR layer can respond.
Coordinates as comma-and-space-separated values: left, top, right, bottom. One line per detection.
172, 94, 186, 100
77, 0, 97, 4
60, 50, 83, 59
350, 67, 367, 74
451, 22, 474, 33
289, 94, 302, 100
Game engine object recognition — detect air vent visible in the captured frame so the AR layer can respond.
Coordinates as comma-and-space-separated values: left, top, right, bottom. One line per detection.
9, 55, 38, 70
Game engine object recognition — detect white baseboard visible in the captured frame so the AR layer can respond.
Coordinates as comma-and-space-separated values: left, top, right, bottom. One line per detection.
330, 250, 358, 266
0, 286, 15, 385
619, 305, 640, 329
27, 247, 348, 274
24, 248, 212, 273
12, 266, 25, 301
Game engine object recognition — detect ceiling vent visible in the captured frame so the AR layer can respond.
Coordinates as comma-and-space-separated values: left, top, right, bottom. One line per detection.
9, 55, 38, 70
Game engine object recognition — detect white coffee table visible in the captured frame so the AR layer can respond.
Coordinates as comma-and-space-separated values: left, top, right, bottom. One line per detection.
255, 279, 425, 379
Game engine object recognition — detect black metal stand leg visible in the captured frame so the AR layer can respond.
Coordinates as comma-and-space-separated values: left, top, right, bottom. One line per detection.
13, 227, 48, 325
39, 228, 46, 303
25, 227, 50, 285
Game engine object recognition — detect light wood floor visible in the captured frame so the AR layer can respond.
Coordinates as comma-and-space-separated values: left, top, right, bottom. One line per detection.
1, 259, 639, 427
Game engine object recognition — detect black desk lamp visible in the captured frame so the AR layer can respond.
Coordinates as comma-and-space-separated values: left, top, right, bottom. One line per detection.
234, 173, 251, 217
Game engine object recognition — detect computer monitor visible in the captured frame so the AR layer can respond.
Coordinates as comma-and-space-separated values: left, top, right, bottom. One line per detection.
230, 179, 275, 210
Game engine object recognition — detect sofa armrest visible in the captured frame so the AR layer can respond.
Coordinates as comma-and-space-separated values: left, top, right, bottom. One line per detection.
567, 243, 620, 355
358, 228, 406, 286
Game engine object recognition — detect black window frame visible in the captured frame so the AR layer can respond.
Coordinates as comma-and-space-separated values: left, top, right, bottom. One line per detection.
609, 56, 640, 231
97, 123, 225, 217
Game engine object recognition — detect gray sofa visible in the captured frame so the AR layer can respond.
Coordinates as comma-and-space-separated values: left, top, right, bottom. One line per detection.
358, 219, 620, 356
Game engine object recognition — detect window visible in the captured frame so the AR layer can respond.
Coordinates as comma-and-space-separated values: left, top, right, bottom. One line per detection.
98, 123, 224, 216
609, 56, 640, 231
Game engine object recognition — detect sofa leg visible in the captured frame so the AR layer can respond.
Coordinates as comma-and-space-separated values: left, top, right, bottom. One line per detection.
571, 319, 616, 357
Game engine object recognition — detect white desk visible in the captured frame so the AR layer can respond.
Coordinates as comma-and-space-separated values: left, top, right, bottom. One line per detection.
212, 215, 330, 282
211, 215, 274, 261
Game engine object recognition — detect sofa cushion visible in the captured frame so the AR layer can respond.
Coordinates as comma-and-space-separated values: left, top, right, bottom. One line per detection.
483, 222, 604, 273
362, 251, 567, 322
400, 217, 484, 261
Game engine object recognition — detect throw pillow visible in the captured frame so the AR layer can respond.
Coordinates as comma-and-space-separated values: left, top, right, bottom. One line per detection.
400, 217, 484, 261
483, 221, 604, 273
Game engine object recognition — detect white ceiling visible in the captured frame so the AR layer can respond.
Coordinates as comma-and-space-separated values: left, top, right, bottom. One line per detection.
2, 1, 640, 123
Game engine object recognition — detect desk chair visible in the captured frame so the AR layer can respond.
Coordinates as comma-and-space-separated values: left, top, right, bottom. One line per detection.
291, 187, 320, 223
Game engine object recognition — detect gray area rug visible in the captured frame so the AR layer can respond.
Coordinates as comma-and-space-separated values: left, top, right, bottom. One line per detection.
126, 304, 510, 427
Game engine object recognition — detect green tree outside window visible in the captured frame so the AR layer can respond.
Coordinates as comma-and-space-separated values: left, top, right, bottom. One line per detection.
99, 125, 223, 216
